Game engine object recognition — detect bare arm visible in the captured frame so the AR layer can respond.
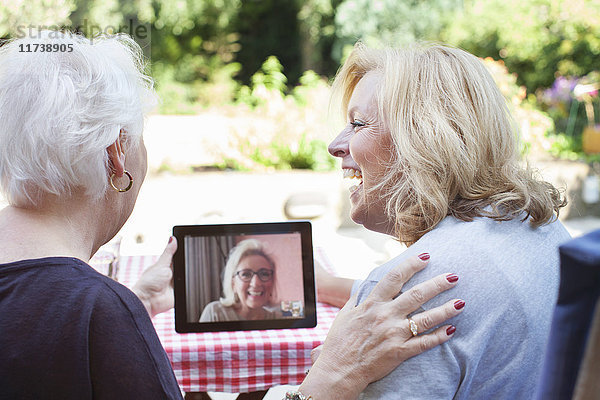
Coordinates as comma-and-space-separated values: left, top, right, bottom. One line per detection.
314, 259, 354, 308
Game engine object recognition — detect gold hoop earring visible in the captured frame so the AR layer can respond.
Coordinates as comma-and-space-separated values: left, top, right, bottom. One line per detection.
110, 171, 133, 193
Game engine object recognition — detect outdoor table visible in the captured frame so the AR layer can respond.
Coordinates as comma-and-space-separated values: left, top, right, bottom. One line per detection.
117, 248, 340, 398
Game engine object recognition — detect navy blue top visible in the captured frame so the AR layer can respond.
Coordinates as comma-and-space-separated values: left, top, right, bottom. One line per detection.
536, 228, 600, 400
0, 257, 183, 399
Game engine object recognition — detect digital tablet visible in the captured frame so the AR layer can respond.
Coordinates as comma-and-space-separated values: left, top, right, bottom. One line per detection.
173, 221, 316, 333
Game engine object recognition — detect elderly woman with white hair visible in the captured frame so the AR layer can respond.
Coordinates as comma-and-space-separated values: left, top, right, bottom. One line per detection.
320, 42, 572, 399
0, 32, 466, 400
200, 239, 280, 322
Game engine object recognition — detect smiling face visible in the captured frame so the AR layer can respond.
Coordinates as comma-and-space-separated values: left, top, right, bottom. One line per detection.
328, 72, 395, 234
232, 254, 275, 312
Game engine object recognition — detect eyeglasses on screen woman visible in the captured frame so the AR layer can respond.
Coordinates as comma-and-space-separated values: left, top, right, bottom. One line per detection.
235, 269, 274, 282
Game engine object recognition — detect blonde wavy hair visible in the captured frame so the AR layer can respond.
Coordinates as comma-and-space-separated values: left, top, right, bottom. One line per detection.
332, 42, 566, 245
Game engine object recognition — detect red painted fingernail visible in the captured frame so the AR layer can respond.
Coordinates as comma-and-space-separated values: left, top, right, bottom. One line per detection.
418, 253, 430, 261
446, 274, 459, 283
446, 326, 456, 336
454, 300, 465, 310
168, 236, 174, 244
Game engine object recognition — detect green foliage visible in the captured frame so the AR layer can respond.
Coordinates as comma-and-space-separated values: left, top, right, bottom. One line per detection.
273, 135, 337, 171
232, 134, 335, 171
443, 0, 600, 93
442, 0, 600, 161
548, 133, 582, 161
236, 56, 287, 108
0, 0, 73, 37
292, 70, 325, 106
8, 0, 600, 167
152, 62, 200, 114
480, 57, 556, 159
546, 132, 600, 164
251, 56, 288, 95
220, 56, 335, 171
296, 0, 338, 76
333, 0, 461, 60
153, 57, 242, 113
233, 0, 302, 85
534, 70, 600, 159
130, 0, 243, 112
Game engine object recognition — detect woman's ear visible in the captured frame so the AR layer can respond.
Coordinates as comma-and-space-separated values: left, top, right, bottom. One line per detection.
107, 132, 126, 177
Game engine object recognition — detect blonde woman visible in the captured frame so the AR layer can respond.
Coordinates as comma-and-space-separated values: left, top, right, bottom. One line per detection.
323, 42, 570, 399
200, 239, 279, 321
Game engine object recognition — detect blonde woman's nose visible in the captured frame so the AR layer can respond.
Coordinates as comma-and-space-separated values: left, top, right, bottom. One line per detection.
328, 128, 351, 158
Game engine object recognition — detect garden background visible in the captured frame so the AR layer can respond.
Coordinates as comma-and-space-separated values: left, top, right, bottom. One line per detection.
1, 0, 599, 271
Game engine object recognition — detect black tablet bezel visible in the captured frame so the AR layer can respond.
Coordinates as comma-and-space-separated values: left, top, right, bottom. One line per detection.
173, 221, 316, 333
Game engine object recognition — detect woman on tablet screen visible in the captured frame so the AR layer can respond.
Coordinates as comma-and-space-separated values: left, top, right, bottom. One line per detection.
200, 239, 280, 321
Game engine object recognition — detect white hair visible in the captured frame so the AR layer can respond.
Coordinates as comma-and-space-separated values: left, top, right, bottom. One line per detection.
0, 30, 157, 207
220, 239, 276, 307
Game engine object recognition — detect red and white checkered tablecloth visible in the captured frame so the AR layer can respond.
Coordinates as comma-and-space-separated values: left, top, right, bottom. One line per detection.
117, 247, 340, 394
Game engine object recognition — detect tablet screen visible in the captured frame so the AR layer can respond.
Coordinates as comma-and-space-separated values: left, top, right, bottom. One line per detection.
173, 222, 316, 332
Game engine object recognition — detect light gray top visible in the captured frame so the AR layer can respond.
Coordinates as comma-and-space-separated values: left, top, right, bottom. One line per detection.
353, 215, 571, 399
199, 300, 279, 322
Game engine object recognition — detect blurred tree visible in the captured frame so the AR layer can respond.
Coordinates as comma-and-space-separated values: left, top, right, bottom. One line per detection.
68, 0, 242, 81
0, 0, 73, 37
296, 0, 340, 76
147, 0, 243, 108
150, 0, 241, 69
67, 0, 153, 62
443, 0, 600, 93
332, 0, 461, 61
233, 0, 302, 85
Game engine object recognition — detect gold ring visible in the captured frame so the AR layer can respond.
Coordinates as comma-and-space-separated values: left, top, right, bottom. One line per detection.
408, 318, 418, 337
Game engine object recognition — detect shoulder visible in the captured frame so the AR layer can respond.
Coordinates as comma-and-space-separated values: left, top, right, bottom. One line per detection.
203, 301, 223, 310
201, 301, 223, 315
85, 270, 182, 398
200, 301, 237, 322
362, 216, 570, 289
59, 259, 164, 348
417, 214, 571, 254
356, 217, 570, 398
2, 257, 181, 398
85, 265, 159, 341
413, 215, 570, 283
357, 216, 568, 334
1, 256, 105, 285
3, 257, 141, 312
0, 256, 147, 325
91, 278, 149, 322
